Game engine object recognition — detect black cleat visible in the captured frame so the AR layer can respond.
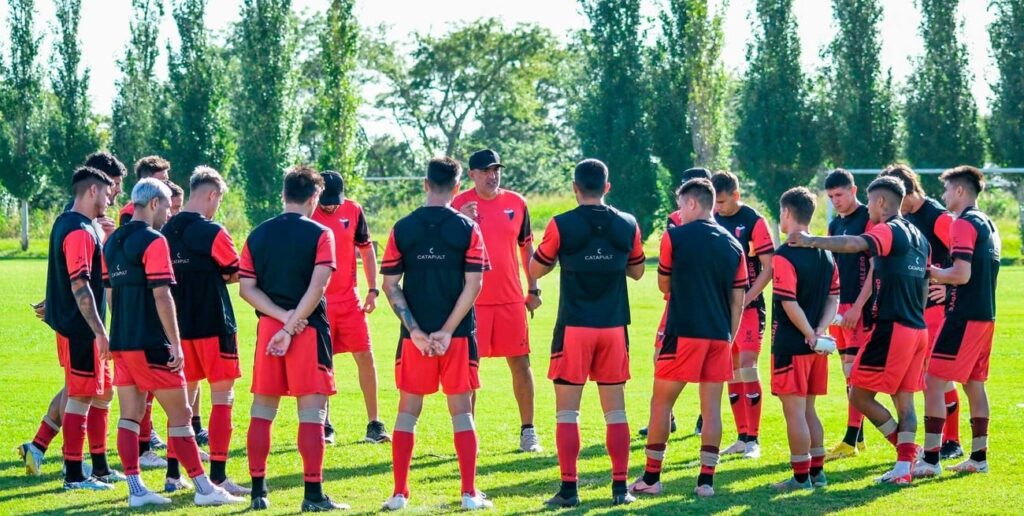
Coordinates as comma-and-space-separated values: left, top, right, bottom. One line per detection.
612, 492, 636, 505
694, 414, 703, 436
251, 496, 270, 510
545, 493, 580, 508
365, 421, 391, 444
301, 495, 349, 511
940, 440, 964, 460
324, 425, 336, 445
195, 429, 210, 446
638, 416, 676, 437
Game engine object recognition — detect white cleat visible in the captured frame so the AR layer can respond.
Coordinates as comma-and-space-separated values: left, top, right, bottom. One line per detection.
18, 443, 45, 476
694, 484, 715, 497
140, 450, 167, 468
382, 494, 408, 511
913, 460, 942, 478
461, 491, 493, 510
946, 459, 988, 474
743, 441, 761, 459
165, 476, 193, 492
129, 490, 172, 508
215, 477, 252, 496
519, 427, 542, 453
64, 476, 114, 491
194, 485, 246, 506
198, 448, 210, 462
721, 440, 746, 455
628, 477, 663, 495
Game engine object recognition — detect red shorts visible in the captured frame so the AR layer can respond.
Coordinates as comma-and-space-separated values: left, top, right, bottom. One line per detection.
395, 336, 480, 395
924, 305, 945, 347
829, 303, 872, 356
929, 319, 994, 384
327, 297, 371, 354
851, 321, 929, 395
182, 334, 242, 383
476, 303, 530, 357
57, 333, 112, 397
251, 317, 336, 397
113, 350, 186, 392
548, 326, 630, 385
771, 353, 828, 396
732, 308, 764, 353
655, 337, 733, 383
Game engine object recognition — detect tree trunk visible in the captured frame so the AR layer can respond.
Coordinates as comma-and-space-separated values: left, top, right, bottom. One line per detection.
20, 199, 29, 251
1017, 180, 1024, 256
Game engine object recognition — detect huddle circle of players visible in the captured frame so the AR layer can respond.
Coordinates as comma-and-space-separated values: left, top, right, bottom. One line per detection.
21, 147, 998, 511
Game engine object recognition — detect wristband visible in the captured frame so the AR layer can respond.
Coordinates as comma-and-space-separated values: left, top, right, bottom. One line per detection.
528, 289, 541, 296
368, 288, 380, 296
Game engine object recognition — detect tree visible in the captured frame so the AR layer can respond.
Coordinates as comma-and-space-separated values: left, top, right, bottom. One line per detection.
988, 0, 1024, 251
904, 0, 984, 193
313, 0, 362, 192
0, 0, 47, 250
111, 0, 164, 173
735, 0, 820, 222
233, 0, 298, 223
575, 0, 660, 237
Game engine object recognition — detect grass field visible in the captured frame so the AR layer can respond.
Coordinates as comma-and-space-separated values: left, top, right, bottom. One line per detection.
1, 259, 1023, 515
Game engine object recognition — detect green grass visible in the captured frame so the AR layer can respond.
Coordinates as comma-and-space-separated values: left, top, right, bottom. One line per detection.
2, 260, 1024, 515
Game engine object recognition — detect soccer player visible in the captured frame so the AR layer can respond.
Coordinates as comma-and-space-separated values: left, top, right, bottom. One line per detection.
380, 157, 491, 511
161, 167, 248, 495
166, 180, 184, 217
770, 187, 840, 491
531, 159, 645, 507
629, 178, 745, 499
916, 166, 998, 476
880, 164, 963, 459
453, 148, 542, 452
119, 156, 171, 226
239, 167, 347, 511
823, 169, 874, 460
788, 176, 930, 485
711, 171, 775, 459
105, 178, 242, 507
310, 171, 389, 444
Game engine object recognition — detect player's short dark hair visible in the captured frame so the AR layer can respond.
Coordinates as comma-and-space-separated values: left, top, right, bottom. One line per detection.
189, 166, 227, 194
283, 165, 325, 204
867, 176, 906, 204
83, 152, 126, 178
939, 165, 985, 195
574, 159, 609, 198
134, 155, 171, 180
426, 157, 462, 191
71, 166, 114, 197
164, 180, 184, 198
825, 168, 855, 190
681, 167, 712, 182
879, 164, 922, 196
710, 171, 739, 195
780, 187, 816, 224
676, 178, 715, 210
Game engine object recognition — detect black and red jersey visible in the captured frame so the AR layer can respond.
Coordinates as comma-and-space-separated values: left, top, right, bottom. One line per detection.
380, 206, 489, 338
771, 245, 840, 356
946, 207, 1000, 321
861, 216, 929, 329
659, 219, 746, 341
103, 221, 176, 351
161, 212, 240, 339
118, 202, 135, 227
534, 205, 644, 329
666, 210, 683, 230
828, 204, 873, 305
905, 197, 953, 307
45, 211, 107, 339
714, 205, 774, 311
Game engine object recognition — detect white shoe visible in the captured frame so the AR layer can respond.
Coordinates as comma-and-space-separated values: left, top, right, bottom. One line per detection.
461, 491, 493, 510
140, 450, 167, 468
946, 458, 989, 473
382, 494, 408, 511
198, 448, 210, 463
215, 477, 252, 496
519, 428, 542, 453
129, 490, 172, 507
722, 440, 746, 455
694, 484, 715, 497
18, 443, 45, 476
165, 476, 193, 492
194, 485, 245, 506
913, 460, 942, 478
743, 441, 761, 459
628, 477, 663, 495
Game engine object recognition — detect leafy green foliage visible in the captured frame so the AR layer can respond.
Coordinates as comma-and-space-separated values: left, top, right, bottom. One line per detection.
0, 0, 47, 202
989, 0, 1024, 168
312, 0, 362, 193
111, 0, 164, 175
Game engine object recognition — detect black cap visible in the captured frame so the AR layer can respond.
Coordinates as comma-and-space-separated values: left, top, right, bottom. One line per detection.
468, 149, 504, 171
319, 171, 344, 205
681, 167, 712, 182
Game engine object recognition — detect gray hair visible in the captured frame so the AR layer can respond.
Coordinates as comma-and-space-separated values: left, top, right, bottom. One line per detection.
132, 177, 172, 206
189, 166, 228, 194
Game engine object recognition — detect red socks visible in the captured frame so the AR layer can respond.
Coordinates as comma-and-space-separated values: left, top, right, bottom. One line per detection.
297, 421, 326, 483
728, 382, 747, 437
944, 388, 961, 443
117, 419, 141, 475
209, 403, 233, 463
604, 411, 630, 482
32, 417, 60, 453
61, 400, 89, 462
555, 411, 581, 482
645, 443, 666, 474
139, 394, 154, 450
744, 378, 762, 440
247, 408, 275, 479
392, 412, 418, 498
168, 427, 205, 478
845, 378, 864, 428
87, 404, 110, 455
790, 454, 811, 481
452, 413, 477, 496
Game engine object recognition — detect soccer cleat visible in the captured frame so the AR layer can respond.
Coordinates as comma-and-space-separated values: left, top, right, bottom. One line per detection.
195, 429, 210, 446
461, 491, 493, 510
628, 477, 663, 495
198, 448, 210, 462
150, 430, 167, 450
382, 494, 408, 511
62, 460, 93, 478
165, 476, 193, 492
64, 476, 114, 491
811, 472, 827, 488
519, 427, 542, 453
215, 478, 252, 496
251, 496, 270, 510
771, 477, 812, 492
324, 425, 336, 445
722, 440, 746, 455
694, 484, 714, 497
96, 469, 127, 483
638, 416, 677, 437
140, 450, 167, 468
826, 442, 858, 461
544, 492, 580, 508
18, 443, 45, 476
912, 460, 942, 478
946, 458, 988, 474
612, 492, 636, 505
694, 415, 703, 436
129, 490, 173, 508
875, 469, 912, 485
365, 420, 391, 444
743, 441, 762, 459
301, 495, 350, 511
940, 441, 964, 460
856, 440, 867, 452
194, 485, 246, 506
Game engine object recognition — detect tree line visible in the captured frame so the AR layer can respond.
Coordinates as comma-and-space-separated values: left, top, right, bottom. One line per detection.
0, 0, 1022, 248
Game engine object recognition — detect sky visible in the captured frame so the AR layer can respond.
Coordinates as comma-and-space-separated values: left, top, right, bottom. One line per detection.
0, 0, 999, 134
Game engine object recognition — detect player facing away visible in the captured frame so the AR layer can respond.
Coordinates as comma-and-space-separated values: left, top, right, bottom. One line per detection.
823, 169, 874, 460
453, 148, 542, 452
239, 167, 348, 512
104, 179, 243, 507
710, 171, 774, 459
380, 157, 492, 511
788, 176, 930, 485
880, 164, 964, 460
770, 187, 840, 491
630, 178, 746, 499
916, 166, 999, 477
160, 167, 249, 495
531, 159, 645, 508
311, 171, 390, 444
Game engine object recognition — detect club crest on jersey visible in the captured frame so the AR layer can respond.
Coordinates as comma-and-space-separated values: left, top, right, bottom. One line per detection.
735, 225, 746, 238
417, 247, 447, 260
504, 209, 515, 221
340, 218, 350, 229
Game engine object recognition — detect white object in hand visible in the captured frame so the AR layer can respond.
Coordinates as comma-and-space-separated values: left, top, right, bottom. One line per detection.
832, 313, 844, 326
813, 335, 837, 354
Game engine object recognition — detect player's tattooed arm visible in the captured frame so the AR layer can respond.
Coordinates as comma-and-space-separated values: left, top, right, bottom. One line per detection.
71, 278, 107, 340
382, 274, 420, 332
788, 232, 869, 254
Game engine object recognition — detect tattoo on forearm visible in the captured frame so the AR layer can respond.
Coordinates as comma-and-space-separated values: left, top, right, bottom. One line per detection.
73, 285, 105, 336
386, 284, 419, 331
